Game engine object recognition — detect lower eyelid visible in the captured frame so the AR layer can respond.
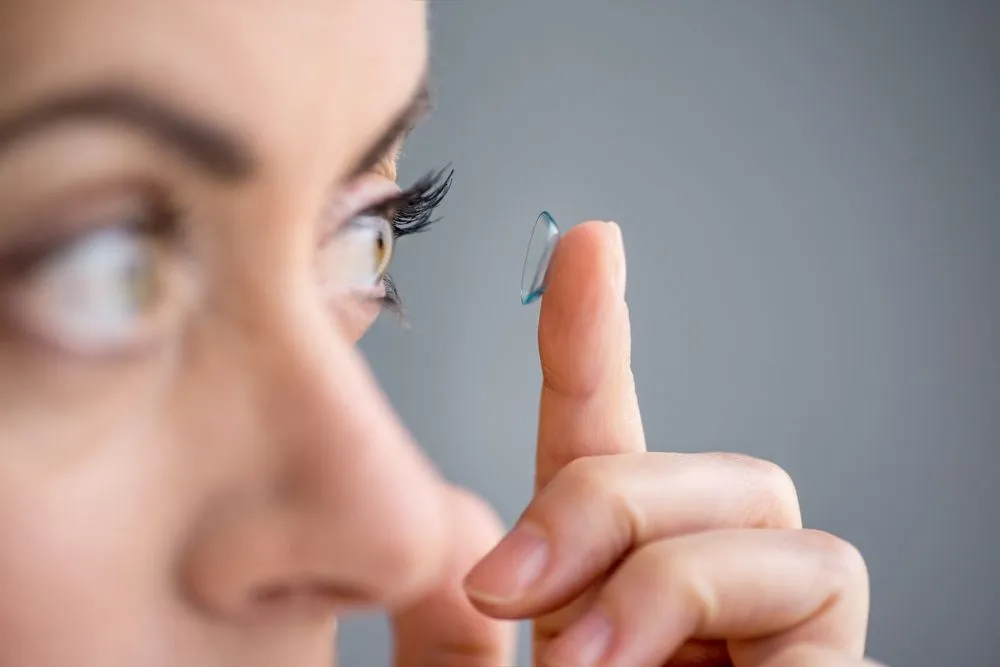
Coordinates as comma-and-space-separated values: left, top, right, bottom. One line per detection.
355, 283, 387, 301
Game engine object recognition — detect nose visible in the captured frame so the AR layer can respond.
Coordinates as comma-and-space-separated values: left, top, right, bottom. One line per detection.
178, 299, 451, 623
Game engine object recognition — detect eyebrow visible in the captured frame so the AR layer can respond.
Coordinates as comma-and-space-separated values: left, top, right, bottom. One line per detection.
0, 74, 432, 184
0, 86, 255, 180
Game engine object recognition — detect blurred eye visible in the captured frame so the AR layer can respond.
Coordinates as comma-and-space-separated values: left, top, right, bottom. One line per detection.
4, 224, 173, 356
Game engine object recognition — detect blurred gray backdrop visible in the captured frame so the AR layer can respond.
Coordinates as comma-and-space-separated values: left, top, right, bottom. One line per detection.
345, 2, 1000, 666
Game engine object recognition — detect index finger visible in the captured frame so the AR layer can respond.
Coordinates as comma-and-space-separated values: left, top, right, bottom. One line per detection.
535, 220, 645, 491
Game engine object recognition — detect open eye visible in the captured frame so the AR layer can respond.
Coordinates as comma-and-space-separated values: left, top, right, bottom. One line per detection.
315, 174, 400, 302
316, 209, 395, 299
315, 167, 450, 316
3, 224, 173, 356
338, 213, 395, 289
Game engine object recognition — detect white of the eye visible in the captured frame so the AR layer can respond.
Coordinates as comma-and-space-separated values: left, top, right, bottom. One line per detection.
27, 227, 153, 348
338, 215, 389, 288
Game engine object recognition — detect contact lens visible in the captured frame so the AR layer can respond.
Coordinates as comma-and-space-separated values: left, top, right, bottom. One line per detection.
520, 211, 561, 305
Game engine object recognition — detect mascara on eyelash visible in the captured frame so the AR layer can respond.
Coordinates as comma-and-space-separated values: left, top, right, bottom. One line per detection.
379, 274, 405, 316
370, 166, 452, 324
373, 166, 453, 237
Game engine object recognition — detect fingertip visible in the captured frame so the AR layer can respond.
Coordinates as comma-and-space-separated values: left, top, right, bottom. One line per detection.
538, 220, 629, 397
462, 522, 550, 611
605, 221, 626, 296
547, 221, 616, 288
543, 219, 626, 313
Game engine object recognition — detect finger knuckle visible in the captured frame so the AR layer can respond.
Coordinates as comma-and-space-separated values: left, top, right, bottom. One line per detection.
754, 459, 802, 528
556, 457, 637, 526
709, 452, 802, 528
539, 456, 643, 552
800, 529, 869, 584
557, 455, 612, 498
629, 542, 709, 618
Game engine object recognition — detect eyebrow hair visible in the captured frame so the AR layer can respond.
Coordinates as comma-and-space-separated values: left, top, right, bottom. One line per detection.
0, 86, 255, 181
0, 73, 432, 185
345, 74, 432, 181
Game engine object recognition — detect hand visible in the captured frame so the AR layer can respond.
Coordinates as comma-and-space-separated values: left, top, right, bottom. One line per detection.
462, 221, 883, 667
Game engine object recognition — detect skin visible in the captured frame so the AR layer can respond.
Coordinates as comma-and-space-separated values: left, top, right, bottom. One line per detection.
0, 1, 882, 666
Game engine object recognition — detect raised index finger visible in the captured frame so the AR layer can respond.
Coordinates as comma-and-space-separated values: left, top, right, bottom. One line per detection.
535, 220, 645, 491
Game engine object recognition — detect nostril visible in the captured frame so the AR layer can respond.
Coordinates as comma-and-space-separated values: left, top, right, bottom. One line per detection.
249, 580, 377, 616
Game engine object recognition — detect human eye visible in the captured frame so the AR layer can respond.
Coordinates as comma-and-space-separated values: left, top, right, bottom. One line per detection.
0, 190, 188, 359
316, 166, 452, 317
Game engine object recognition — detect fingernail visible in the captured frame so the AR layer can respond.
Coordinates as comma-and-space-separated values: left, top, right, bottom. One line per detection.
606, 221, 626, 299
544, 607, 614, 667
463, 523, 549, 604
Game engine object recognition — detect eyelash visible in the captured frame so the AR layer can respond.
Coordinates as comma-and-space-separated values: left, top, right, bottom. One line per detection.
369, 166, 453, 317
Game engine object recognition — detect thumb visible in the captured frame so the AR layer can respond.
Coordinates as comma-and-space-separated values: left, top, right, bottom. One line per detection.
391, 486, 516, 667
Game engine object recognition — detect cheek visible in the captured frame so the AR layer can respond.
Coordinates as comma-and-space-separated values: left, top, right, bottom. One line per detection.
0, 347, 195, 663
0, 439, 173, 664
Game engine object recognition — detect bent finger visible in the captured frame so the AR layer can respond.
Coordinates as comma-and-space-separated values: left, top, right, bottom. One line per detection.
465, 452, 801, 616
542, 529, 870, 667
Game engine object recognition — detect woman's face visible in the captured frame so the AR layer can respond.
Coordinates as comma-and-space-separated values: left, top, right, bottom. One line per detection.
0, 2, 450, 665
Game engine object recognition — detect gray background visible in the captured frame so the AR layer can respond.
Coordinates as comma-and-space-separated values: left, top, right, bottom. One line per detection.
346, 2, 1000, 666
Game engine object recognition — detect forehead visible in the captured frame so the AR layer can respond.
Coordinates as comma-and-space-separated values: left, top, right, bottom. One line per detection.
0, 0, 428, 180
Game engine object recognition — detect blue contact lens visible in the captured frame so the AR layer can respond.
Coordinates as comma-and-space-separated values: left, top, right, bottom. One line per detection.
520, 211, 561, 305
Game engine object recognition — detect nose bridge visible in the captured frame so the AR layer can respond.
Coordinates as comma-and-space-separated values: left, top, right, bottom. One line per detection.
261, 309, 432, 509
182, 290, 449, 619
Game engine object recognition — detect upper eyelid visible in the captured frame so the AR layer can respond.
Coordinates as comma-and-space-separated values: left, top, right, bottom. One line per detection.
360, 171, 447, 222
317, 174, 397, 240
320, 167, 450, 249
0, 183, 174, 270
362, 190, 408, 219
